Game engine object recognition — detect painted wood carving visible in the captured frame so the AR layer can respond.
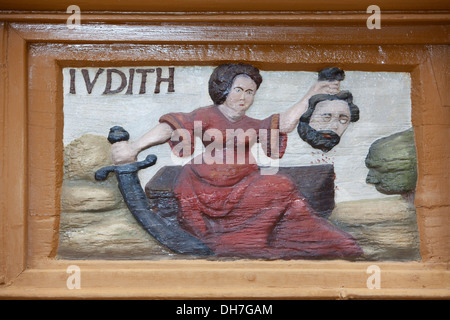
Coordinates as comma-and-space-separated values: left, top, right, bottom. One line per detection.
59, 64, 420, 261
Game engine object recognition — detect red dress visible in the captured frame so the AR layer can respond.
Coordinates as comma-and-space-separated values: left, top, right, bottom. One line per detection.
160, 106, 362, 259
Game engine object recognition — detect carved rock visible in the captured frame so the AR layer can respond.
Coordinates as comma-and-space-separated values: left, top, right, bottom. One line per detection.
61, 181, 123, 212
329, 196, 420, 261
365, 128, 417, 194
64, 134, 112, 182
61, 133, 123, 212
58, 208, 177, 259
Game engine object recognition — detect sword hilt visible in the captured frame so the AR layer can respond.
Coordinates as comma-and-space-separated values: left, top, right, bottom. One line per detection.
107, 125, 130, 144
95, 126, 157, 181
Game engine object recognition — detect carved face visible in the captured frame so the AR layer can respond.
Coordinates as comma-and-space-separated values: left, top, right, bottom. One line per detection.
309, 100, 351, 137
222, 75, 257, 118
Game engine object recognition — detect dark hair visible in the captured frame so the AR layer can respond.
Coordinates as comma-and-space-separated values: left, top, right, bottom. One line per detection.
300, 91, 360, 123
208, 63, 263, 105
318, 67, 345, 82
297, 121, 341, 153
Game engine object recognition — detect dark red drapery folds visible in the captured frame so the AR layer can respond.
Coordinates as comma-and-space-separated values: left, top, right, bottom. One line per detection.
160, 106, 362, 259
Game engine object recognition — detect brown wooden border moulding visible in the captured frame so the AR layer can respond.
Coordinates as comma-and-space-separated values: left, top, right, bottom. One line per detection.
0, 11, 449, 299
0, 0, 450, 12
0, 12, 448, 24
2, 13, 450, 46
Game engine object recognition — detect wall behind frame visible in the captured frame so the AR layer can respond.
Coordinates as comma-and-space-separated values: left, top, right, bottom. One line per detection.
0, 7, 448, 298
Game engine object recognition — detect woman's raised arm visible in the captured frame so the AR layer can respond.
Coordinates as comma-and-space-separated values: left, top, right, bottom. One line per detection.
279, 80, 340, 134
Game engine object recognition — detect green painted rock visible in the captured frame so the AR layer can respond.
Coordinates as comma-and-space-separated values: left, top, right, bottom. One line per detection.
365, 128, 417, 194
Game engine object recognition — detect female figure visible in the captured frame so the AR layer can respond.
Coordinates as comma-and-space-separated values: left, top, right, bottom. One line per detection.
112, 63, 362, 259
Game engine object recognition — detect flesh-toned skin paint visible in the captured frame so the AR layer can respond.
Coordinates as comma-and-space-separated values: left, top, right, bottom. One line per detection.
309, 100, 351, 137
218, 75, 257, 122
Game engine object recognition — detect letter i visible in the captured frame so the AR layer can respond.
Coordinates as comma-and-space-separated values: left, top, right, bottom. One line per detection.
69, 69, 76, 94
126, 69, 135, 95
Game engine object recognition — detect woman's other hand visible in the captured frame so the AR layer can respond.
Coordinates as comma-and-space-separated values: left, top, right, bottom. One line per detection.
308, 80, 340, 96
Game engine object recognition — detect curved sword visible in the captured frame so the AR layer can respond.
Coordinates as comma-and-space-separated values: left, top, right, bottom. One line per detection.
95, 126, 214, 256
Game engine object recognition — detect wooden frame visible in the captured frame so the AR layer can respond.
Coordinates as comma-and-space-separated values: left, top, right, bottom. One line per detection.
0, 8, 449, 299
0, 0, 449, 12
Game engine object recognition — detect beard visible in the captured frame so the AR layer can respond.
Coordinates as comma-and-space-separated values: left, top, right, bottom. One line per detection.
297, 121, 341, 152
